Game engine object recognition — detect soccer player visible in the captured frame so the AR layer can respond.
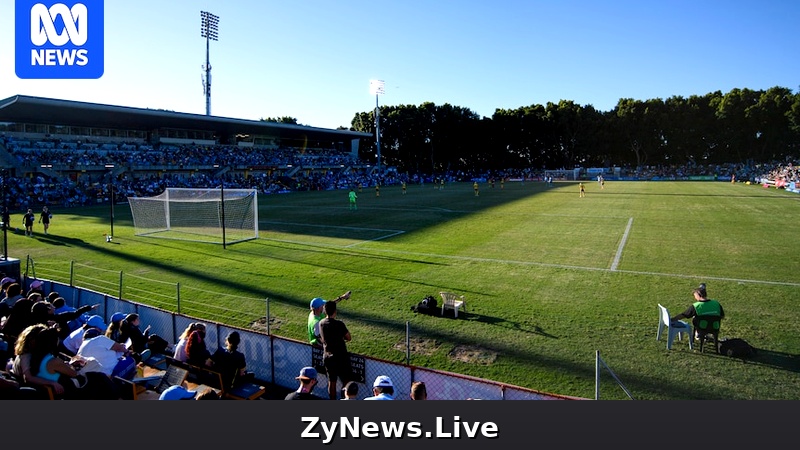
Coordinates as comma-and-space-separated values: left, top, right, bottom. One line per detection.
39, 206, 52, 234
23, 208, 35, 237
473, 181, 479, 197
348, 189, 357, 210
401, 181, 407, 195
375, 184, 380, 197
579, 182, 585, 197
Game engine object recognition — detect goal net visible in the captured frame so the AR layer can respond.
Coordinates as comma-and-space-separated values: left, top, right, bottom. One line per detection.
128, 188, 259, 244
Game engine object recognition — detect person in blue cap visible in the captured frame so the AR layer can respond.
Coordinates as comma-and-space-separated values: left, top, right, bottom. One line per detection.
159, 385, 197, 400
285, 366, 320, 400
307, 290, 351, 345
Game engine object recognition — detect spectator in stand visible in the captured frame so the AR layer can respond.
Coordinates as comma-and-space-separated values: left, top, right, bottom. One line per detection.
341, 381, 359, 400
185, 327, 212, 367
211, 331, 253, 388
76, 327, 137, 380
118, 313, 157, 361
174, 322, 204, 362
60, 315, 106, 356
29, 325, 117, 399
158, 385, 197, 400
26, 279, 45, 298
1, 282, 24, 310
11, 324, 65, 396
410, 381, 427, 400
364, 375, 395, 400
30, 299, 98, 340
318, 300, 352, 400
0, 296, 35, 339
104, 311, 127, 343
0, 276, 16, 303
285, 366, 320, 400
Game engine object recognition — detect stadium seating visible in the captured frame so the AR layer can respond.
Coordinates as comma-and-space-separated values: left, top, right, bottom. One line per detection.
657, 304, 693, 350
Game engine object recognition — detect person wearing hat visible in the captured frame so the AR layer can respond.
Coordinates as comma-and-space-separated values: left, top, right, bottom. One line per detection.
61, 315, 107, 356
364, 375, 395, 400
159, 385, 197, 400
671, 283, 725, 340
307, 290, 351, 345
285, 366, 320, 400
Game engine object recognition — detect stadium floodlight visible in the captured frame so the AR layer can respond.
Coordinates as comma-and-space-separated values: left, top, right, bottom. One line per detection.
201, 11, 219, 116
369, 80, 385, 171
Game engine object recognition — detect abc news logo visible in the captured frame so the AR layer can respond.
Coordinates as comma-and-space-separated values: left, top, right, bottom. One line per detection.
15, 0, 104, 79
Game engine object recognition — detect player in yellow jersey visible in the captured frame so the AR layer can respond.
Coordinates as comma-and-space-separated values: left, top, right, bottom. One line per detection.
473, 181, 479, 196
579, 182, 585, 197
401, 181, 407, 195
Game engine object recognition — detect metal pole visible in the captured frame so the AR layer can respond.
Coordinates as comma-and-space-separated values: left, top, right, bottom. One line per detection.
405, 321, 410, 366
205, 35, 210, 116
2, 170, 8, 261
109, 183, 114, 238
220, 184, 227, 249
69, 260, 74, 287
266, 298, 270, 336
118, 271, 123, 300
176, 282, 181, 314
375, 94, 381, 172
595, 350, 600, 400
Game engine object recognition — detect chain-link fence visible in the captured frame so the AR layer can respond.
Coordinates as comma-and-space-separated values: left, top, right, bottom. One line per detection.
21, 267, 581, 400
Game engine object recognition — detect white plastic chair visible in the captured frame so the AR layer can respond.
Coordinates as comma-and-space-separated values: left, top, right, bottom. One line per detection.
657, 304, 693, 350
439, 292, 466, 318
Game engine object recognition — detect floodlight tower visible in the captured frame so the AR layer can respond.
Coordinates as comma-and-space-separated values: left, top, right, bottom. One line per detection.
200, 11, 219, 116
369, 80, 385, 171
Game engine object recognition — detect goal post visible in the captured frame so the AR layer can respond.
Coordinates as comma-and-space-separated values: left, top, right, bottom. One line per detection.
128, 187, 258, 245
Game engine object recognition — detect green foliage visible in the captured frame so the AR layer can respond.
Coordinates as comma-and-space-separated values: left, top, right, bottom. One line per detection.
12, 181, 800, 399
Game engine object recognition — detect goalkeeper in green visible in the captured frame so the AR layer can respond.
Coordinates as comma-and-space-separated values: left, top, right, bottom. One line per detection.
349, 189, 358, 210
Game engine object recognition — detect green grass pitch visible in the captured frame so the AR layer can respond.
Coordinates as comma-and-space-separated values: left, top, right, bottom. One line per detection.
9, 180, 800, 399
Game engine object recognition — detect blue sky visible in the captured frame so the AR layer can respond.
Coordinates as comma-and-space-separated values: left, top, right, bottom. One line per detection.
1, 0, 798, 129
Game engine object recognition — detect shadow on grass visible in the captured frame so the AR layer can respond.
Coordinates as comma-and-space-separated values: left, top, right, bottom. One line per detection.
749, 349, 800, 373
462, 312, 559, 339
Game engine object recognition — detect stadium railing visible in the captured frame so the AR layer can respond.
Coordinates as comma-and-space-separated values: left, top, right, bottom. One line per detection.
26, 278, 583, 400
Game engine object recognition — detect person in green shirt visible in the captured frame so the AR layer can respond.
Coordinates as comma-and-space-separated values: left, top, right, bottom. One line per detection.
348, 189, 357, 210
307, 290, 351, 345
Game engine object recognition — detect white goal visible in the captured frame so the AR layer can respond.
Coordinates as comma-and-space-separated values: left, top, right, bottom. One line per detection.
128, 188, 259, 244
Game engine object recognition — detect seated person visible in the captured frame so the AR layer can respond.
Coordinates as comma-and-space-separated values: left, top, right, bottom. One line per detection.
76, 328, 137, 380
211, 331, 254, 388
174, 323, 205, 362
185, 328, 212, 368
671, 286, 724, 339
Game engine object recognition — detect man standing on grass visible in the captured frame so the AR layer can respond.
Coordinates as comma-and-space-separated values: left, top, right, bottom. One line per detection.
23, 208, 35, 236
318, 300, 352, 400
307, 291, 351, 346
349, 189, 358, 210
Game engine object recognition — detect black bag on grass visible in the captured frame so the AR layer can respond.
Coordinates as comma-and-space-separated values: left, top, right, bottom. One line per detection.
718, 338, 756, 358
411, 296, 438, 315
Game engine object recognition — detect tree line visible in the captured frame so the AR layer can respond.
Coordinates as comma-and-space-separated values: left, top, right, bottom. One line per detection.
348, 86, 800, 173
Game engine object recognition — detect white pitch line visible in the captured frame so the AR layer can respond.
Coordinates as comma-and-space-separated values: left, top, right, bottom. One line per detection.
260, 220, 403, 234
344, 230, 406, 248
361, 247, 800, 288
610, 217, 633, 271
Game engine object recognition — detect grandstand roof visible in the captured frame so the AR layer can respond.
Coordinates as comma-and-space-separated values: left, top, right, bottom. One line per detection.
0, 95, 371, 142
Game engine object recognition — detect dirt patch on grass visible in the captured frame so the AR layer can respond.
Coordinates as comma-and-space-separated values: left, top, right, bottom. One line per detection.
250, 316, 283, 333
393, 337, 441, 356
448, 345, 498, 365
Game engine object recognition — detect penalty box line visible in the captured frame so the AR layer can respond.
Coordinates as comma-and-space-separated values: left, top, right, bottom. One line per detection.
259, 220, 405, 247
610, 217, 634, 271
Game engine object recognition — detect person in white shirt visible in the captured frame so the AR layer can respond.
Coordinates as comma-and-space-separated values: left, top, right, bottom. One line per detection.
364, 375, 395, 400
